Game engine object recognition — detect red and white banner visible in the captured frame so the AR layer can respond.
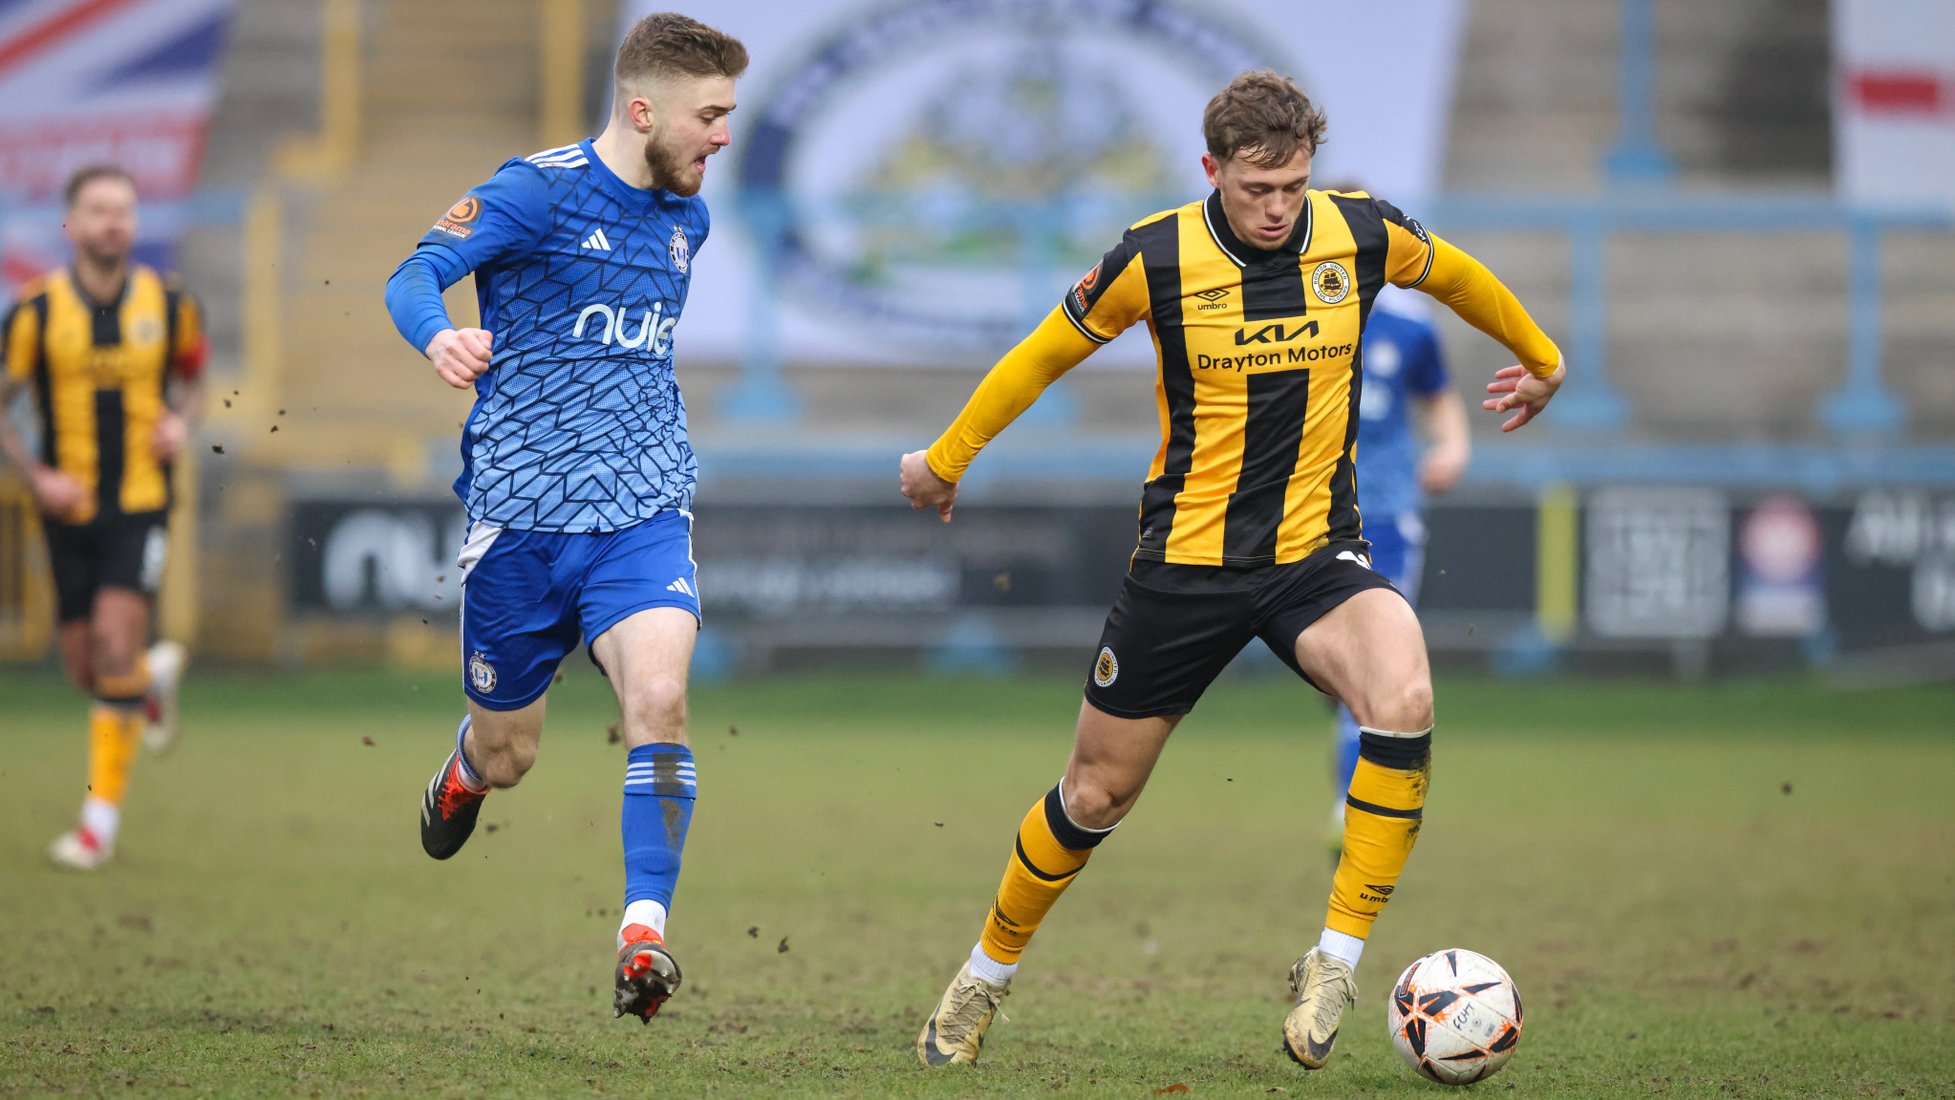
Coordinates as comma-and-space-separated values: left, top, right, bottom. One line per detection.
0, 0, 237, 294
1833, 0, 1955, 208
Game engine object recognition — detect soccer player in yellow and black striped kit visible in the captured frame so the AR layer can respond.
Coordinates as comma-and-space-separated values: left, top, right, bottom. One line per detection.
0, 166, 205, 870
904, 71, 1564, 1070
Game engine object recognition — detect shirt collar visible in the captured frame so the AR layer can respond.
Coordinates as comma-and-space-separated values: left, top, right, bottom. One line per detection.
581, 137, 677, 213
1202, 189, 1311, 266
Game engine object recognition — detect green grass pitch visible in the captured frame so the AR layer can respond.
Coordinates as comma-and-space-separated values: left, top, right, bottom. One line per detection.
2, 665, 1951, 1097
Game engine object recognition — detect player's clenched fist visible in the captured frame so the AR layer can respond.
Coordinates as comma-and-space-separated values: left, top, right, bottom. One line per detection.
899, 449, 958, 523
426, 327, 494, 389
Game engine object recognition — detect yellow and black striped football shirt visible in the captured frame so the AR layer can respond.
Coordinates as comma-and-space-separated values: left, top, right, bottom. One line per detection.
927, 189, 1560, 568
2, 265, 206, 524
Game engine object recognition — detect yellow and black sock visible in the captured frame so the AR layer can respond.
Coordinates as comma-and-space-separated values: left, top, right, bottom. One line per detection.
81, 665, 151, 847
1325, 727, 1431, 944
86, 703, 143, 807
975, 784, 1113, 969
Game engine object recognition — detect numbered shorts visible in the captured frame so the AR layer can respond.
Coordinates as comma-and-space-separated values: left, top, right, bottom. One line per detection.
43, 510, 169, 623
1083, 539, 1403, 719
457, 509, 700, 711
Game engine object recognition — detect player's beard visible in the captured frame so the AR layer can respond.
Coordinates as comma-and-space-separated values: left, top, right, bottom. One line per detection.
644, 130, 702, 197
77, 237, 130, 276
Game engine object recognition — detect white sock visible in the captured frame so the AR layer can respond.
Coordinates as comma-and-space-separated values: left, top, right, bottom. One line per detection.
1318, 928, 1365, 968
452, 716, 488, 792
968, 943, 1017, 986
620, 899, 668, 942
81, 797, 120, 849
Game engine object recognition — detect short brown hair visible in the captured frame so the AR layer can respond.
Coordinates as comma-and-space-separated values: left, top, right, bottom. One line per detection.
64, 164, 135, 208
1202, 70, 1327, 170
615, 12, 749, 88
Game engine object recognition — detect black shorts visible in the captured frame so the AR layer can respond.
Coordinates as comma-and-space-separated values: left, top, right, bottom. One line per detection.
43, 510, 169, 623
1083, 539, 1402, 719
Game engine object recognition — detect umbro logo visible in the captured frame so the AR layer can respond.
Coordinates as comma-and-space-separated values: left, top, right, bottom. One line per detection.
1195, 286, 1232, 311
666, 577, 695, 597
581, 227, 614, 251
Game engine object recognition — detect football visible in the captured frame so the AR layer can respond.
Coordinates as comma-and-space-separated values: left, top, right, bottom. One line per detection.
1387, 948, 1523, 1085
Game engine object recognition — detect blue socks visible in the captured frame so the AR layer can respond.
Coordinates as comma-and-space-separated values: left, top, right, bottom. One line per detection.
1333, 706, 1361, 798
622, 743, 696, 916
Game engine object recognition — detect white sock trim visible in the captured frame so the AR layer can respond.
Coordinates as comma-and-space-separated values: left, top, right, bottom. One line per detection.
453, 715, 488, 791
1318, 928, 1365, 968
1356, 725, 1433, 739
968, 942, 1018, 986
621, 899, 668, 941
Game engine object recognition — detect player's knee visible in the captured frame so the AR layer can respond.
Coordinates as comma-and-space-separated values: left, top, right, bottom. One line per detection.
89, 636, 139, 684
1060, 775, 1137, 831
474, 738, 536, 789
1374, 678, 1434, 732
620, 674, 687, 744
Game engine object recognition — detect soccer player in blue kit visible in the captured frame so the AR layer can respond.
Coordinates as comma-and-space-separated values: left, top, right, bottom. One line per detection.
1325, 293, 1469, 858
381, 12, 746, 1022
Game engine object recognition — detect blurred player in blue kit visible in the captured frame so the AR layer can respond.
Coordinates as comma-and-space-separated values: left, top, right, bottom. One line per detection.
381, 12, 746, 1023
1326, 290, 1468, 858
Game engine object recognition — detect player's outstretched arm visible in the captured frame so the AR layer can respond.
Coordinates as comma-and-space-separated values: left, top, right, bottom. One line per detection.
1412, 236, 1566, 431
899, 306, 1098, 523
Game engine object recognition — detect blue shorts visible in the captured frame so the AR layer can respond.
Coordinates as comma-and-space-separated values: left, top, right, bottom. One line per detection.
1366, 512, 1428, 605
456, 509, 700, 710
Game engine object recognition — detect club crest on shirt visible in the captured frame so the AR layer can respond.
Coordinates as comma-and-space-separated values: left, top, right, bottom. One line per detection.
669, 225, 690, 273
469, 651, 497, 694
1312, 260, 1351, 304
1093, 646, 1119, 688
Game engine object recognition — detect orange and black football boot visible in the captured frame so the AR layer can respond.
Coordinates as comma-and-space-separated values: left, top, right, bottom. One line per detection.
420, 746, 486, 860
613, 924, 682, 1022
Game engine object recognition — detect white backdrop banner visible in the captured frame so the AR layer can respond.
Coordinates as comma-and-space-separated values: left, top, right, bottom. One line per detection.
1833, 0, 1955, 209
624, 0, 1469, 367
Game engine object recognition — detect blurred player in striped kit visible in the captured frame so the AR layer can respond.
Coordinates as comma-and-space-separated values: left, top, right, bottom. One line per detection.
0, 165, 203, 871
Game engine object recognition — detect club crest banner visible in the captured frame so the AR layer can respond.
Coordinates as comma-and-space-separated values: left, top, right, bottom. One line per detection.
623, 0, 1468, 366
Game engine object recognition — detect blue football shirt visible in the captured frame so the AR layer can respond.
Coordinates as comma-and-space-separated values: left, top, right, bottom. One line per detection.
388, 139, 709, 532
1356, 299, 1449, 520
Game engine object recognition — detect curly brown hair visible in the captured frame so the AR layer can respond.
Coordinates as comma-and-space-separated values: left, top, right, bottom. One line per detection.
615, 12, 749, 87
1202, 69, 1328, 170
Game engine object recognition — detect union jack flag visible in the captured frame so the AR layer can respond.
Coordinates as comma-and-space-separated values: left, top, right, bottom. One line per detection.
0, 0, 235, 292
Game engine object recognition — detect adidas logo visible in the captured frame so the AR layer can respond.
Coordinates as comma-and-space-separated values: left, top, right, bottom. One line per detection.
580, 227, 613, 251
666, 577, 694, 597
